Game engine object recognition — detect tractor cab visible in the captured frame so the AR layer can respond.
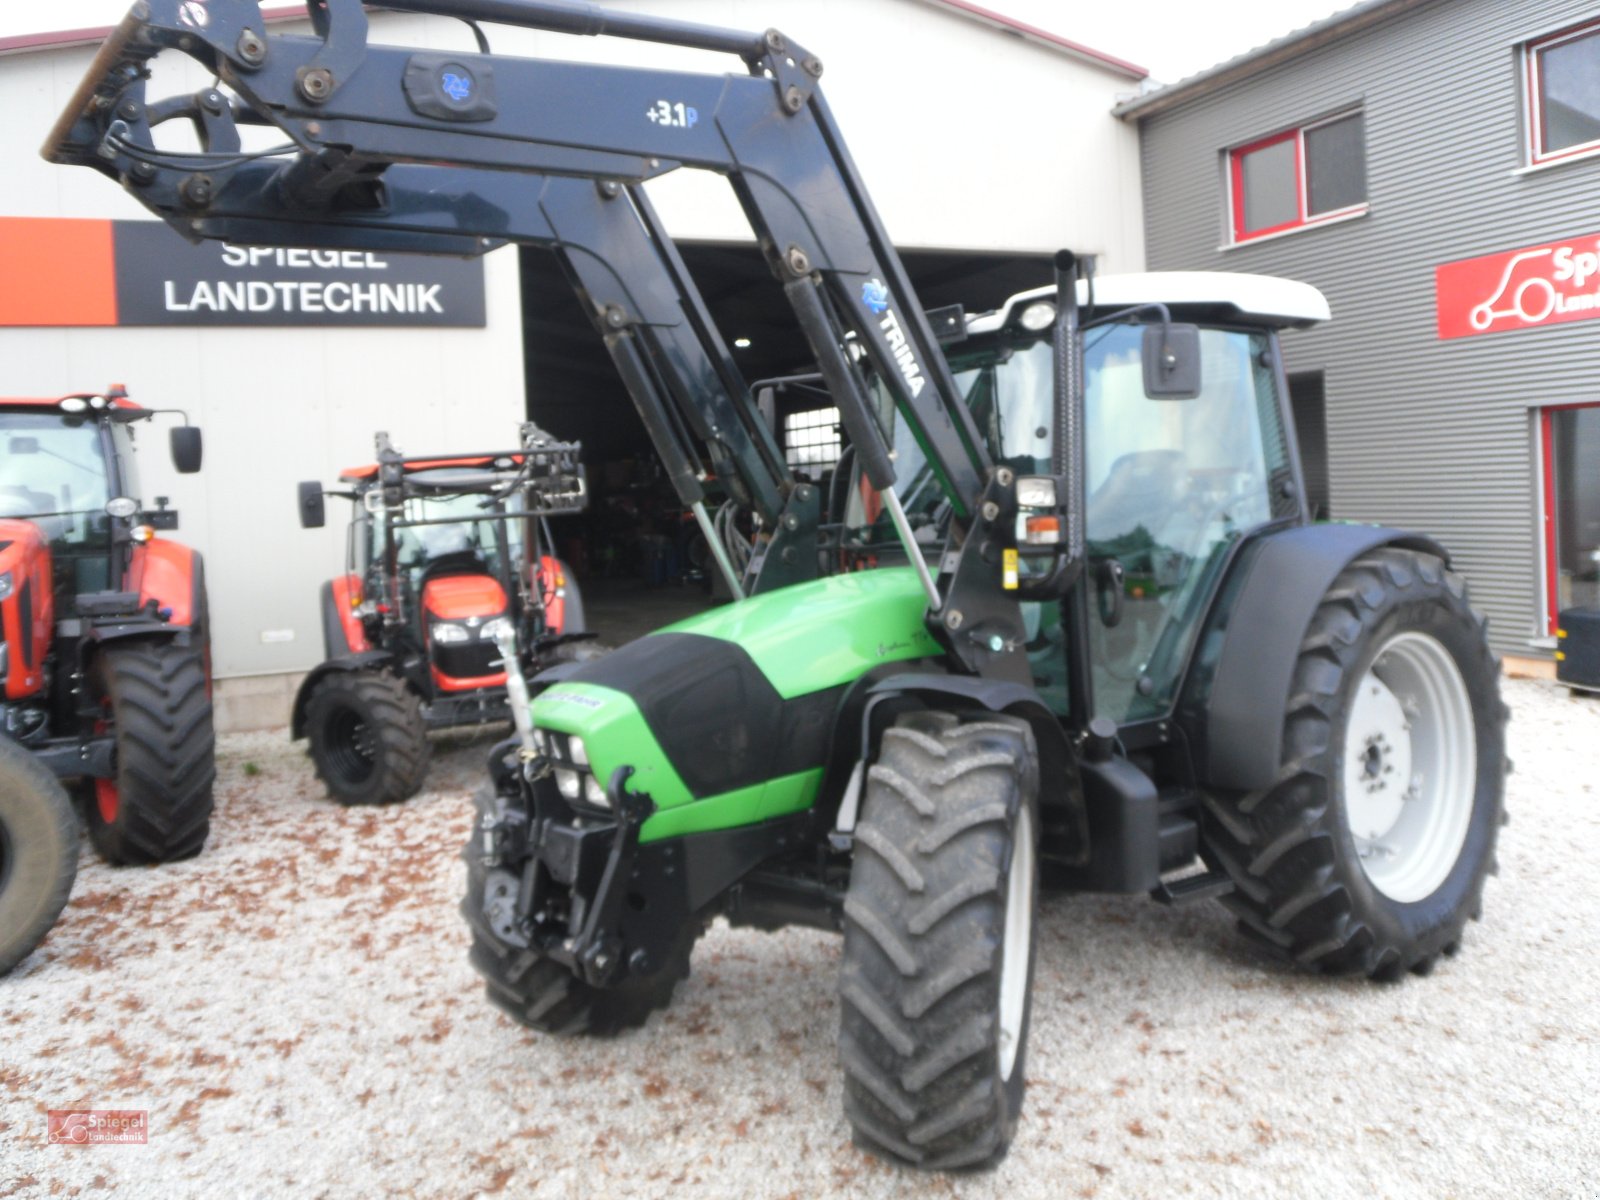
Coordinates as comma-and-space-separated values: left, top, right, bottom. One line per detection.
0, 389, 201, 604
841, 272, 1329, 725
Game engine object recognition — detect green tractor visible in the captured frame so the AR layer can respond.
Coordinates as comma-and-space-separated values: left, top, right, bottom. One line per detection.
48, 0, 1504, 1169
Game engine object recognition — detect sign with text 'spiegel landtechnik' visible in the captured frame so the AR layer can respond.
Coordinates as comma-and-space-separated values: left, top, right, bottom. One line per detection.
1436, 232, 1600, 339
0, 217, 484, 328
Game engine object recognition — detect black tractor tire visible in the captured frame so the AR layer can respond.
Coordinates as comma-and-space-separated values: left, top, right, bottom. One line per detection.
0, 740, 79, 976
461, 784, 698, 1035
1201, 547, 1507, 980
85, 640, 215, 865
838, 711, 1040, 1171
305, 669, 430, 806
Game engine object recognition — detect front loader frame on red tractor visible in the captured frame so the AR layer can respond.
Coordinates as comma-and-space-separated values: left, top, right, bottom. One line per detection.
0, 386, 215, 974
290, 422, 594, 805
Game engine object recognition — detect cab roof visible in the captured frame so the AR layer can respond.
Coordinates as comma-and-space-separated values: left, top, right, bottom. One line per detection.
966, 271, 1332, 335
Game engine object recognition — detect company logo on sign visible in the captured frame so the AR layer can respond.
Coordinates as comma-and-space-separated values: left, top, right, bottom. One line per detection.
441, 71, 473, 102
1436, 233, 1600, 339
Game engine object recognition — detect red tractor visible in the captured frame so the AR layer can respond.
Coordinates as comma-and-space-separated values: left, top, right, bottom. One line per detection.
0, 386, 214, 974
293, 424, 597, 805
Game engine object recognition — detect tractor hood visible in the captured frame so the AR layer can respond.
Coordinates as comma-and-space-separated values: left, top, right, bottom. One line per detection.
530, 568, 938, 839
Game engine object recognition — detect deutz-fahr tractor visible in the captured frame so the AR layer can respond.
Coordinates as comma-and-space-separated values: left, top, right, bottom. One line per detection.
0, 386, 213, 975
48, 1, 1506, 1169
292, 424, 595, 805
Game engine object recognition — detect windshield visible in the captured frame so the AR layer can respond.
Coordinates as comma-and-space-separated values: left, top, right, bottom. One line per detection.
366, 490, 528, 598
0, 413, 114, 554
848, 322, 1294, 723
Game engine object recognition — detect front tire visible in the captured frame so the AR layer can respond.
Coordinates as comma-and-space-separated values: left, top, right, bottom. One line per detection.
0, 740, 78, 976
1202, 548, 1506, 979
461, 784, 697, 1035
305, 670, 430, 805
839, 712, 1039, 1170
85, 641, 215, 865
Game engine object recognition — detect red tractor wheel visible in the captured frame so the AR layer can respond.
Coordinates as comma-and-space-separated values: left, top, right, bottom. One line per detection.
84, 640, 215, 865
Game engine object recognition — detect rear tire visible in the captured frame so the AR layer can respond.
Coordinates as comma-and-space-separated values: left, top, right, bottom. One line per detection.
839, 711, 1039, 1170
1201, 548, 1506, 979
85, 640, 215, 865
305, 670, 430, 806
461, 783, 697, 1034
0, 740, 78, 976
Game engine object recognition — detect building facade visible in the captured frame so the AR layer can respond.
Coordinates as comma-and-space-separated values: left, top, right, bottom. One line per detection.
1120, 0, 1600, 662
0, 0, 1149, 727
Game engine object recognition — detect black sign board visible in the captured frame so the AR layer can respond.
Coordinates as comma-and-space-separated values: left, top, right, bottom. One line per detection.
112, 221, 486, 328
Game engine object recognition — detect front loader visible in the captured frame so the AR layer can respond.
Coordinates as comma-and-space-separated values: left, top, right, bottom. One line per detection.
45, 1, 1506, 1168
0, 386, 214, 975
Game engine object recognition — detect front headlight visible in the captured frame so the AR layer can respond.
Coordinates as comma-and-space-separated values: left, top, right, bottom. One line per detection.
567, 736, 589, 767
0, 571, 12, 602
554, 768, 582, 800
584, 774, 610, 809
431, 621, 471, 644
479, 616, 513, 643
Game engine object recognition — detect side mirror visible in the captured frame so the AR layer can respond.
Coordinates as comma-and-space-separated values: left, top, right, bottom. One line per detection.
170, 426, 203, 473
1142, 323, 1202, 400
298, 481, 326, 529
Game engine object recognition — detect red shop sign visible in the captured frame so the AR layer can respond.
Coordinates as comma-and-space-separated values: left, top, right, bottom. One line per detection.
1436, 233, 1600, 339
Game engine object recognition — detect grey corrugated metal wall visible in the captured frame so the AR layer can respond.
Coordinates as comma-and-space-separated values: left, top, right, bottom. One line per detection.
1133, 0, 1600, 656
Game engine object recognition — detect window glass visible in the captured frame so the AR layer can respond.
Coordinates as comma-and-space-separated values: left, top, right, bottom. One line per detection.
0, 413, 113, 552
1305, 114, 1367, 215
1552, 407, 1600, 615
1538, 27, 1600, 156
1083, 326, 1282, 722
784, 407, 841, 473
1239, 137, 1298, 234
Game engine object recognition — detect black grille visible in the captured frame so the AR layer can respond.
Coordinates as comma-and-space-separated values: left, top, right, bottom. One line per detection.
431, 637, 502, 681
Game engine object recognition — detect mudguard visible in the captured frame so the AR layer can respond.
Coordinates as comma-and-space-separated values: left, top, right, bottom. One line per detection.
290, 650, 398, 739
131, 539, 198, 626
863, 672, 1087, 865
1182, 523, 1450, 792
321, 575, 369, 658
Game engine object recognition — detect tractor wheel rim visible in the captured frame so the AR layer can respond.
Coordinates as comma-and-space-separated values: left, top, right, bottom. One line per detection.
998, 803, 1035, 1083
327, 707, 378, 783
1342, 631, 1476, 903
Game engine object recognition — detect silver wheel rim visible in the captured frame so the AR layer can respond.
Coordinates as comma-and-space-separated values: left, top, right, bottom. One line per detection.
997, 804, 1035, 1083
1341, 631, 1476, 903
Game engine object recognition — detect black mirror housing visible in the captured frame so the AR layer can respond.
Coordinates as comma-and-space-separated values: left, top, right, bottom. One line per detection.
298, 480, 327, 529
170, 425, 203, 473
1142, 323, 1202, 400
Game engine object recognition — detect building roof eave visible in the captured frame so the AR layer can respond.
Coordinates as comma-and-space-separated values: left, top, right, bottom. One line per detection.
915, 0, 1147, 80
1112, 0, 1434, 120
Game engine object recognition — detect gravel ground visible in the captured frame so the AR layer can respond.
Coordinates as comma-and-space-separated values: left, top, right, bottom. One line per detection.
3, 677, 1597, 1199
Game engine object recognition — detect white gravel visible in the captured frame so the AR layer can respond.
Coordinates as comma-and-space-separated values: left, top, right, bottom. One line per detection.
2, 677, 1597, 1199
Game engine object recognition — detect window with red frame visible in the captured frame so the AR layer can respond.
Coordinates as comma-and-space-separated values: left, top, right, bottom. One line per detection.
1228, 111, 1366, 242
1526, 17, 1600, 166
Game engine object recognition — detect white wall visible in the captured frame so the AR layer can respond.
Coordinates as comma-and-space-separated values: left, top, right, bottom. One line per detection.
0, 1, 1145, 704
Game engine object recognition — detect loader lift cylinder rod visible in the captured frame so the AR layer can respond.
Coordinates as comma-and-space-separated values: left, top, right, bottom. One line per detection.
690, 501, 746, 601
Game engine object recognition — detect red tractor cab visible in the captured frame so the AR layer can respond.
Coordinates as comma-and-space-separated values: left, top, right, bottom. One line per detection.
292, 423, 597, 804
0, 386, 215, 971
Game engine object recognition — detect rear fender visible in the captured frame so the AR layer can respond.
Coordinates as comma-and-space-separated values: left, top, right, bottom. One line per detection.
1180, 523, 1451, 792
290, 650, 398, 739
857, 673, 1087, 865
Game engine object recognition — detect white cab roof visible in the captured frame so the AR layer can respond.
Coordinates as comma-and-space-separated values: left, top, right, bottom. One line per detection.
967, 271, 1331, 334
